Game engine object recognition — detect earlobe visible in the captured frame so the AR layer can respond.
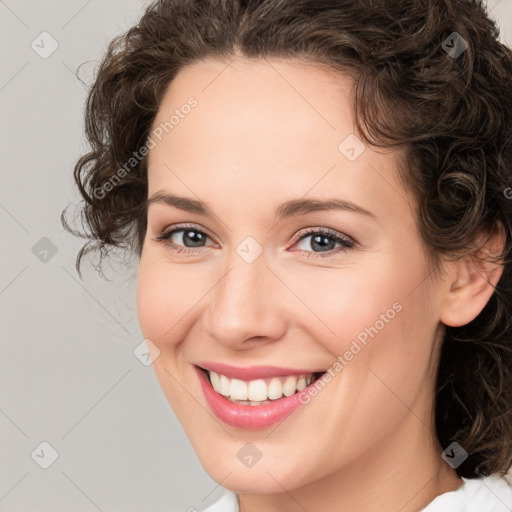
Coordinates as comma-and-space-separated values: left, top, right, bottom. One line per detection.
439, 226, 505, 328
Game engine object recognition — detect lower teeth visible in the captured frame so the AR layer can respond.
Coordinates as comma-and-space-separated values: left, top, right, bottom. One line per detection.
227, 397, 275, 406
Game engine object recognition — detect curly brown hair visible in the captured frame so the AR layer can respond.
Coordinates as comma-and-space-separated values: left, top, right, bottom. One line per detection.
61, 0, 512, 479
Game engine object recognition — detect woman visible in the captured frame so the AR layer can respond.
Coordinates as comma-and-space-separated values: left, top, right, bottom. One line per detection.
62, 0, 512, 510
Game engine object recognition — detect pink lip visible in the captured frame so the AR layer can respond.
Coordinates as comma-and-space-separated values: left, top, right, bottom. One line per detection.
195, 361, 324, 380
195, 365, 322, 430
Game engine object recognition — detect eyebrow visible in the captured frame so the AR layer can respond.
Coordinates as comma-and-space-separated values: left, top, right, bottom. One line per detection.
146, 191, 377, 221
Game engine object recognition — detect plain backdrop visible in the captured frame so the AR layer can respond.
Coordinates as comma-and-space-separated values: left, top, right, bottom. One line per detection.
1, 1, 512, 511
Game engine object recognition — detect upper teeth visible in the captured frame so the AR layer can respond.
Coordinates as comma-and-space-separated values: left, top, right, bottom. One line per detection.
207, 371, 315, 401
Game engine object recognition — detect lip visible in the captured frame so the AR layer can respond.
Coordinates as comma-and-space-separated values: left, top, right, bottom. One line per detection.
195, 361, 325, 381
194, 365, 324, 430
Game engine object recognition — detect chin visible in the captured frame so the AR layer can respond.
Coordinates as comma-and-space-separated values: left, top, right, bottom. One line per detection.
195, 446, 315, 493
208, 468, 297, 493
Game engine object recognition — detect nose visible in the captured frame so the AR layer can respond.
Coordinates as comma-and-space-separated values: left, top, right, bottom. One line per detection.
203, 250, 288, 350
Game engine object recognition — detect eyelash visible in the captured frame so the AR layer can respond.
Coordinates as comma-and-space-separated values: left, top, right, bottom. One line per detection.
153, 223, 356, 258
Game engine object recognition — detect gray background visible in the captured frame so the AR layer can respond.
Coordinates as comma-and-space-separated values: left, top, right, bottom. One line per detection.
1, 1, 511, 511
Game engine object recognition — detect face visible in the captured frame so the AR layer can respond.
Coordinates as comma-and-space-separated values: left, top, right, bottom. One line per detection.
136, 57, 447, 492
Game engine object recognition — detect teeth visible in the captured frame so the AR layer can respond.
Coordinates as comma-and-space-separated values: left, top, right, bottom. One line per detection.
283, 376, 298, 396
209, 371, 220, 391
219, 374, 230, 396
267, 377, 283, 400
229, 379, 247, 400
207, 370, 317, 403
248, 379, 267, 401
296, 376, 307, 391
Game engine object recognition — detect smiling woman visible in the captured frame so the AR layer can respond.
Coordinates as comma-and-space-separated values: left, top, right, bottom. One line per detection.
61, 0, 512, 511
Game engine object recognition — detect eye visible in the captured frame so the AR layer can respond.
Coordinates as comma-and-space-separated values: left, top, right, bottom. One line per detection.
289, 227, 355, 258
153, 223, 214, 255
153, 224, 356, 258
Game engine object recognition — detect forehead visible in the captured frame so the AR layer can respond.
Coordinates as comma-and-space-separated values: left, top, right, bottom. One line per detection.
150, 56, 354, 156
156, 55, 353, 116
146, 57, 413, 225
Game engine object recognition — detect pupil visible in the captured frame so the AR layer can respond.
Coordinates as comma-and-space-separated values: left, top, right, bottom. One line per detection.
312, 235, 334, 252
184, 230, 205, 247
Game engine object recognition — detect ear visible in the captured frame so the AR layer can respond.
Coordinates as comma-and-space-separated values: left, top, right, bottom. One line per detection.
439, 224, 506, 327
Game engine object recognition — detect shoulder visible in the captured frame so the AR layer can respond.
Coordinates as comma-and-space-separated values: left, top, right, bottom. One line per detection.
421, 474, 512, 512
199, 490, 239, 512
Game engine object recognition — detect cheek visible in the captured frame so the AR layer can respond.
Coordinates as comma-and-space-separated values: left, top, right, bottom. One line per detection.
136, 251, 201, 346
299, 253, 436, 407
290, 263, 406, 355
136, 257, 164, 341
136, 252, 202, 413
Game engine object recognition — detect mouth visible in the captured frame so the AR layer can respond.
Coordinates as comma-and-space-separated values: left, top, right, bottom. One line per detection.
194, 364, 327, 429
198, 366, 324, 405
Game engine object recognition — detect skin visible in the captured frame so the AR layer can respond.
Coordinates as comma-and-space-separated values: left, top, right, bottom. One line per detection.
136, 56, 504, 512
